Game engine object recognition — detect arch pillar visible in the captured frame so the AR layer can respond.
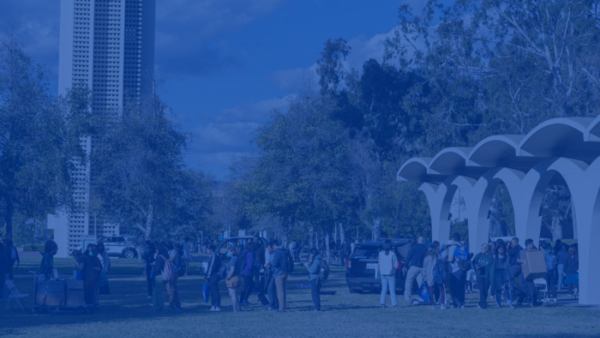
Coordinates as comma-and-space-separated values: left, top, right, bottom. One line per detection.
547, 157, 600, 304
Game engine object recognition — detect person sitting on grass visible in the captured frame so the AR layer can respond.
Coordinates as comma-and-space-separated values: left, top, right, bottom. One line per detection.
304, 248, 323, 311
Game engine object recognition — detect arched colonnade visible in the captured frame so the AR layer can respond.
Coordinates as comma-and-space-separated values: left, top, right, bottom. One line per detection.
397, 117, 600, 304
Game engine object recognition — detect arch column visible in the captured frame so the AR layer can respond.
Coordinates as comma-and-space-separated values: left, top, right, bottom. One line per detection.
546, 157, 600, 304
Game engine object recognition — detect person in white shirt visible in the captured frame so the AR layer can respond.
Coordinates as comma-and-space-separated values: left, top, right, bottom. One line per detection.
378, 239, 399, 308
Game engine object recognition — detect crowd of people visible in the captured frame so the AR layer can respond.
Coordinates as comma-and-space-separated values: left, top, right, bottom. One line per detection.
384, 233, 579, 310
0, 233, 579, 313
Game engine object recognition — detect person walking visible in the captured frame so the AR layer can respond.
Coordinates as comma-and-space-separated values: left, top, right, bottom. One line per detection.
205, 245, 222, 312
473, 243, 495, 309
142, 241, 156, 299
541, 242, 558, 302
289, 240, 298, 263
515, 239, 542, 307
422, 241, 446, 309
565, 244, 579, 297
96, 242, 111, 295
226, 247, 242, 312
305, 248, 323, 311
403, 236, 427, 301
447, 233, 467, 308
4, 239, 19, 280
379, 240, 399, 308
239, 243, 255, 306
493, 243, 513, 308
556, 243, 568, 290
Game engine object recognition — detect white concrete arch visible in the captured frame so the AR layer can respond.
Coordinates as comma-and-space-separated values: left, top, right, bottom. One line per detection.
419, 176, 476, 246
429, 147, 473, 175
468, 135, 523, 167
519, 117, 595, 157
589, 114, 600, 139
397, 158, 433, 182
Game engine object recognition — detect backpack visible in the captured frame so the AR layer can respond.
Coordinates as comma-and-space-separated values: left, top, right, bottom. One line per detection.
433, 259, 447, 284
545, 252, 557, 270
454, 245, 471, 272
457, 258, 471, 272
319, 259, 330, 282
161, 255, 176, 281
280, 249, 295, 273
239, 251, 250, 273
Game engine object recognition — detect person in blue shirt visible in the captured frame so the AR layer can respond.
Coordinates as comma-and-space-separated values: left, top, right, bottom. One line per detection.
266, 240, 287, 312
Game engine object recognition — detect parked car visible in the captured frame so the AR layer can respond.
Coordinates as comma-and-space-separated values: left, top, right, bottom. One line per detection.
98, 235, 138, 258
346, 239, 413, 294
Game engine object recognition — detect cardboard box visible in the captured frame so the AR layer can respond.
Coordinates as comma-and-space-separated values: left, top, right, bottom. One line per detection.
66, 280, 85, 306
520, 250, 547, 280
36, 281, 66, 306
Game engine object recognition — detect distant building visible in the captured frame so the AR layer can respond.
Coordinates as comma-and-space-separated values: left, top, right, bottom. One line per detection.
48, 0, 155, 257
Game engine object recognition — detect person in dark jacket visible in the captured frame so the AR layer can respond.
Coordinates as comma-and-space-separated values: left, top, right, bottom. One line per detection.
4, 239, 19, 280
340, 240, 351, 267
72, 245, 101, 306
143, 241, 156, 299
151, 243, 169, 312
564, 245, 579, 296
204, 245, 221, 311
40, 240, 58, 281
556, 243, 568, 289
473, 243, 495, 309
239, 243, 255, 306
403, 237, 427, 301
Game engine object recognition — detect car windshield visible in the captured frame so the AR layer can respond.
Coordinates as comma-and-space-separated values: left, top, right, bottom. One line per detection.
352, 246, 380, 258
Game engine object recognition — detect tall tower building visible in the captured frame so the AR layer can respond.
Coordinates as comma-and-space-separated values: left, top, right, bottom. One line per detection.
48, 0, 155, 257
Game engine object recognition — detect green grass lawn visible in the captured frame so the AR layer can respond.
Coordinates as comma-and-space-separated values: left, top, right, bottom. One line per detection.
2, 272, 600, 338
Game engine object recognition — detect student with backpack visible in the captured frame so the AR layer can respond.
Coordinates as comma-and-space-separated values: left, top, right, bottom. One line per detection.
378, 240, 399, 308
422, 241, 446, 309
447, 233, 468, 308
204, 245, 222, 311
541, 242, 558, 302
225, 247, 242, 312
304, 248, 323, 311
239, 243, 255, 306
473, 243, 495, 309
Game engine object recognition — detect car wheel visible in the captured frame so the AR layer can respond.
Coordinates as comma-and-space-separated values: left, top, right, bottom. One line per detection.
123, 248, 136, 259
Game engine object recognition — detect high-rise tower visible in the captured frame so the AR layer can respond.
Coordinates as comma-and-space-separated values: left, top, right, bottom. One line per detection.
49, 0, 155, 257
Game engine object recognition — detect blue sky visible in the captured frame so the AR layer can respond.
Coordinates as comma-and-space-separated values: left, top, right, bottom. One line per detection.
1, 0, 419, 179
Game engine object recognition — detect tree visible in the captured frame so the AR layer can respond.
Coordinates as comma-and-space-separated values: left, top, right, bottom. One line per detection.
90, 93, 207, 241
0, 28, 92, 240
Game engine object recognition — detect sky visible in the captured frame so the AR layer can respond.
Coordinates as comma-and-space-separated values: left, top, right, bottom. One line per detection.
0, 0, 423, 179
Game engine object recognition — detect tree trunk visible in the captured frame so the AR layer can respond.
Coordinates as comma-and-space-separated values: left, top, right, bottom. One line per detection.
334, 223, 338, 247
339, 223, 345, 244
325, 232, 331, 264
373, 217, 381, 241
551, 215, 563, 241
395, 201, 402, 238
145, 202, 153, 240
309, 226, 314, 249
4, 199, 14, 240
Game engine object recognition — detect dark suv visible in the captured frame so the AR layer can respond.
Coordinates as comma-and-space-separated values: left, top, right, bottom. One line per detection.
346, 239, 413, 294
